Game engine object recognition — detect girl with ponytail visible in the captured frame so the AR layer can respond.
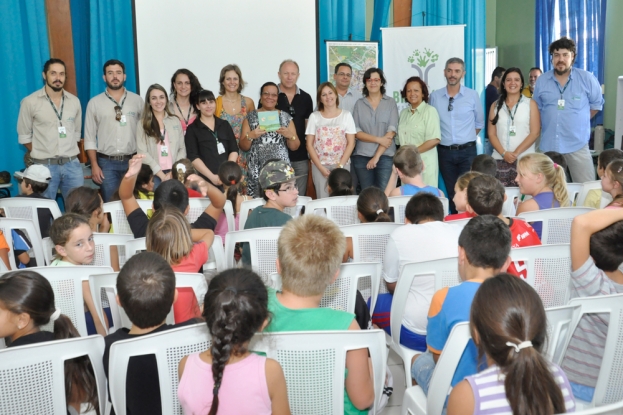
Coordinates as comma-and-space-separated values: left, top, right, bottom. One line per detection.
515, 152, 569, 238
0, 270, 99, 414
177, 268, 290, 415
447, 273, 575, 415
214, 161, 251, 245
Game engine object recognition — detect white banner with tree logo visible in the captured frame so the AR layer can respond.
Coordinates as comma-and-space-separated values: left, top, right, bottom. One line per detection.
381, 25, 464, 113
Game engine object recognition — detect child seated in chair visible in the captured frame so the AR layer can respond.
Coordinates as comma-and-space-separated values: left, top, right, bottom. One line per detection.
411, 215, 511, 395
102, 251, 201, 415
384, 145, 443, 197
583, 149, 623, 208
561, 208, 623, 402
465, 175, 541, 279
266, 215, 375, 414
15, 164, 55, 238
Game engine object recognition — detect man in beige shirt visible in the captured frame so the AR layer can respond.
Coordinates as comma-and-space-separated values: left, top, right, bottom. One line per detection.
17, 58, 84, 200
84, 59, 144, 201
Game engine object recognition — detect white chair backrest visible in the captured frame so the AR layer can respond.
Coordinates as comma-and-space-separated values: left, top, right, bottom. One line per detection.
388, 196, 450, 223
0, 258, 7, 272
25, 265, 113, 336
89, 272, 208, 334
207, 235, 225, 272
566, 293, 623, 407
284, 195, 311, 218
92, 232, 133, 268
109, 324, 386, 415
510, 243, 572, 308
320, 262, 382, 315
503, 187, 522, 216
571, 400, 623, 414
545, 303, 582, 364
238, 197, 311, 230
304, 195, 360, 226
566, 182, 583, 205
518, 207, 594, 244
576, 180, 602, 206
186, 199, 235, 234
0, 335, 107, 415
0, 218, 47, 269
42, 236, 54, 265
103, 200, 152, 235
0, 198, 61, 239
224, 227, 283, 280
601, 193, 614, 209
124, 237, 146, 257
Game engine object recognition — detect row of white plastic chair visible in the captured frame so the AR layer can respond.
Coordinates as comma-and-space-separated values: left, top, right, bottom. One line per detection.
0, 327, 387, 415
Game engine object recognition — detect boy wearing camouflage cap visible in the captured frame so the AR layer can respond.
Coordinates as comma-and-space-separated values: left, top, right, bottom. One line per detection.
242, 159, 299, 265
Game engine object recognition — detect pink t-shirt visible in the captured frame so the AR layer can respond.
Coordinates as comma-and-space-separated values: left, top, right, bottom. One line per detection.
172, 241, 208, 322
158, 129, 173, 171
178, 352, 272, 415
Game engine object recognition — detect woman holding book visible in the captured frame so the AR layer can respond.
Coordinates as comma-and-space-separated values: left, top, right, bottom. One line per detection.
239, 82, 299, 197
306, 82, 356, 198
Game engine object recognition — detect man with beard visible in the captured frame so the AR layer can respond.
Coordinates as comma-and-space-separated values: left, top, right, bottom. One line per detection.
84, 59, 144, 201
522, 67, 542, 98
429, 57, 484, 213
18, 58, 84, 200
533, 37, 603, 183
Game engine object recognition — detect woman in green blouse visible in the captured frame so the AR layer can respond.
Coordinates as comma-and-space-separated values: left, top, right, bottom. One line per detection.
397, 76, 441, 187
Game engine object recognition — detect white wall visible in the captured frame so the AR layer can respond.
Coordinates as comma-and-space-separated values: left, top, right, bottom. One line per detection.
134, 0, 318, 105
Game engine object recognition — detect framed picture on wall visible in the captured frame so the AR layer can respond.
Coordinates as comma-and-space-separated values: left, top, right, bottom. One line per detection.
326, 41, 379, 93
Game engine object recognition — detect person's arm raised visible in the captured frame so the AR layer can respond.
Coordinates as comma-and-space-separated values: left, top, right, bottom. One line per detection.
203, 179, 226, 221
571, 208, 623, 271
119, 155, 144, 216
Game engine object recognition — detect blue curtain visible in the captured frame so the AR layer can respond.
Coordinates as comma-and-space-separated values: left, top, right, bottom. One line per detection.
70, 0, 90, 128
318, 0, 367, 83
370, 0, 392, 68
0, 0, 50, 185
535, 0, 556, 72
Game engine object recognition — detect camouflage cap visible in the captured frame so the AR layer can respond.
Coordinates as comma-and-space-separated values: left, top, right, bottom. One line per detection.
259, 160, 297, 189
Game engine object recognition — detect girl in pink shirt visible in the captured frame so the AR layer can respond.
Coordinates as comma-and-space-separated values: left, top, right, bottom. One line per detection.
177, 268, 290, 415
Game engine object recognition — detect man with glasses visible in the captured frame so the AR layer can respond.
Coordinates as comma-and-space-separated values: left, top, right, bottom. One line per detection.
533, 37, 603, 183
429, 57, 484, 213
18, 58, 84, 200
84, 59, 144, 201
333, 62, 362, 113
275, 59, 313, 196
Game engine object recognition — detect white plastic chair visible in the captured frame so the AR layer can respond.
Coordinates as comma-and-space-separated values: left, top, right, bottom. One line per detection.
124, 237, 146, 257
0, 335, 108, 415
109, 324, 387, 415
388, 195, 450, 223
544, 303, 582, 364
103, 200, 153, 235
42, 236, 54, 265
0, 218, 47, 269
304, 195, 360, 226
401, 322, 471, 415
224, 227, 283, 280
186, 199, 235, 234
509, 244, 572, 308
238, 197, 311, 230
92, 232, 133, 268
502, 187, 522, 216
26, 265, 113, 337
567, 182, 583, 206
389, 258, 459, 387
570, 400, 623, 414
0, 198, 61, 239
88, 271, 208, 334
518, 207, 594, 244
320, 262, 382, 315
576, 180, 604, 206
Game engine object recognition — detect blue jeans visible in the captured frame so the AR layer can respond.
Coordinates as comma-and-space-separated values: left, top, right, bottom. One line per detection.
483, 138, 494, 156
411, 350, 436, 395
352, 155, 393, 191
42, 158, 84, 200
97, 157, 129, 202
437, 144, 477, 213
152, 169, 171, 190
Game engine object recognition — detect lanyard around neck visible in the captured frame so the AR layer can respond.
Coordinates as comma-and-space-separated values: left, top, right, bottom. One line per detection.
105, 90, 127, 109
505, 96, 522, 124
175, 100, 192, 126
45, 92, 65, 125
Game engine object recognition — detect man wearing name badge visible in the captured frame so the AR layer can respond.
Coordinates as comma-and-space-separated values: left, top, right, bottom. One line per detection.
17, 58, 84, 200
429, 57, 484, 213
84, 59, 144, 202
533, 37, 603, 183
276, 59, 313, 196
522, 67, 542, 98
484, 66, 505, 156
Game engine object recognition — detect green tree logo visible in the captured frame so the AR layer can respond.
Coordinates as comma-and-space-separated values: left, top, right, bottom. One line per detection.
407, 48, 439, 84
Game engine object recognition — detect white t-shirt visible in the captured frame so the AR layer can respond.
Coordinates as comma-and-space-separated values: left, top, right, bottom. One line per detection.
305, 110, 356, 165
383, 221, 463, 334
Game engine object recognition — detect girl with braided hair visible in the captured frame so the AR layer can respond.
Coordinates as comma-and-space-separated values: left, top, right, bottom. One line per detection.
177, 268, 290, 415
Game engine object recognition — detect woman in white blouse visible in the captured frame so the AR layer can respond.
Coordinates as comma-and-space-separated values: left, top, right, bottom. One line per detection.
306, 82, 356, 198
488, 68, 540, 186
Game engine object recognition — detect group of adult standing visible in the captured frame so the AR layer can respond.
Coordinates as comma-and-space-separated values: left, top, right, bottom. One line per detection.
17, 37, 603, 210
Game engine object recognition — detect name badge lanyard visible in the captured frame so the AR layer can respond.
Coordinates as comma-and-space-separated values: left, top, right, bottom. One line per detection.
557, 78, 570, 110
160, 127, 169, 157
175, 100, 192, 127
105, 90, 127, 109
46, 92, 65, 127
505, 96, 521, 145
210, 128, 226, 155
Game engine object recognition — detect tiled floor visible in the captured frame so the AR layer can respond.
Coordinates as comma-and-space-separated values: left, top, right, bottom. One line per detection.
381, 349, 407, 414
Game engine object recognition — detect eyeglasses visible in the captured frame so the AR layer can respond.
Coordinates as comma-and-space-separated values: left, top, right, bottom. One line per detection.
262, 92, 278, 98
337, 72, 352, 78
277, 183, 298, 193
366, 78, 382, 84
288, 105, 296, 117
114, 105, 122, 121
448, 97, 454, 112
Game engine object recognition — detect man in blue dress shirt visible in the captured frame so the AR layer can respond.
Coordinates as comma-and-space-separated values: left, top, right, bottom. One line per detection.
533, 37, 603, 183
430, 57, 484, 213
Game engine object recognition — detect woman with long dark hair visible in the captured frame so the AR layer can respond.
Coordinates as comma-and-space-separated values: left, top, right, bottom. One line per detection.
169, 69, 203, 133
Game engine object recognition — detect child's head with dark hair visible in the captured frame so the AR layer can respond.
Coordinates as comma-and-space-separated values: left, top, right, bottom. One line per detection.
602, 159, 623, 201
467, 175, 505, 216
458, 215, 511, 275
589, 220, 623, 272
405, 193, 444, 224
65, 186, 104, 229
134, 164, 154, 198
258, 159, 298, 208
357, 187, 391, 223
393, 145, 423, 178
117, 252, 176, 329
543, 151, 567, 171
327, 168, 353, 196
597, 149, 623, 172
19, 165, 51, 195
49, 213, 95, 265
469, 273, 566, 415
218, 161, 243, 214
471, 154, 497, 177
454, 171, 483, 213
202, 268, 269, 415
153, 179, 190, 213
